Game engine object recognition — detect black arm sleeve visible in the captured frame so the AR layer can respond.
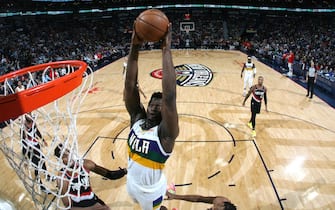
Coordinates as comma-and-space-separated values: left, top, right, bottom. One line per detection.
35, 128, 43, 139
104, 168, 127, 180
30, 124, 43, 139
263, 91, 267, 105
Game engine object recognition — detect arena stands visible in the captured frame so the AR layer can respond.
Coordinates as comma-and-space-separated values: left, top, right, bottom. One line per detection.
1, 5, 334, 104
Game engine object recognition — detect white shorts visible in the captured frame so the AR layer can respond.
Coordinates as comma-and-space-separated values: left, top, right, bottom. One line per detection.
243, 71, 254, 89
126, 173, 167, 210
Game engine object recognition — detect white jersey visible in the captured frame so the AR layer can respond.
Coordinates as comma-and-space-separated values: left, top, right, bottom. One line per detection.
127, 119, 171, 185
127, 119, 170, 210
243, 61, 256, 75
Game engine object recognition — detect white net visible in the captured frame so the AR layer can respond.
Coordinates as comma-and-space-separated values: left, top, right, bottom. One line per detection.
0, 62, 93, 210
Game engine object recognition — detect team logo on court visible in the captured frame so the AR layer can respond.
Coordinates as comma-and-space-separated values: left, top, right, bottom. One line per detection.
150, 64, 213, 87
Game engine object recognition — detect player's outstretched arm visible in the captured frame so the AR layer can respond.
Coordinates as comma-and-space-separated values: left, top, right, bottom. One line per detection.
165, 191, 215, 204
159, 23, 179, 153
124, 22, 146, 126
84, 159, 127, 180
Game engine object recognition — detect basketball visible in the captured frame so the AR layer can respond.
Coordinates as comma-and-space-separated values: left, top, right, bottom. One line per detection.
135, 9, 169, 42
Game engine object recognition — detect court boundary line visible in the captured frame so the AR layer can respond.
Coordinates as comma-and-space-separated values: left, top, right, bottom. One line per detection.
252, 139, 285, 210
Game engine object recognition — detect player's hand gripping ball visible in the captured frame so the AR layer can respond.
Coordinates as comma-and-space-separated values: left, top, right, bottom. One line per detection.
135, 9, 169, 42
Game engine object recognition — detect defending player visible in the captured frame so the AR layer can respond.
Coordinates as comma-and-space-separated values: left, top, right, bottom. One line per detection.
242, 76, 268, 137
54, 144, 127, 209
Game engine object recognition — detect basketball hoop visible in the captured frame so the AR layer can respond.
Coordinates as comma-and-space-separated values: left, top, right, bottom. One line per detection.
0, 60, 87, 122
0, 60, 93, 209
180, 21, 195, 35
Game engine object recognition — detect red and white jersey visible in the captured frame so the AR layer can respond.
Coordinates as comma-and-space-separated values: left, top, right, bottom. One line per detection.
23, 126, 39, 145
252, 85, 266, 103
64, 161, 95, 203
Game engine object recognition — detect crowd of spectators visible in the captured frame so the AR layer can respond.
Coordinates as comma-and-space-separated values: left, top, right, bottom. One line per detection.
0, 13, 129, 77
249, 13, 335, 79
0, 9, 334, 95
0, 12, 132, 95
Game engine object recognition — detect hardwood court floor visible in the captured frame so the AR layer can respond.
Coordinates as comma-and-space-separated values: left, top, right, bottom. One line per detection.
1, 50, 335, 210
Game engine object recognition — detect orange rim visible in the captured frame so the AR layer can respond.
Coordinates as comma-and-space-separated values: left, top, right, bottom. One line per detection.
0, 60, 88, 122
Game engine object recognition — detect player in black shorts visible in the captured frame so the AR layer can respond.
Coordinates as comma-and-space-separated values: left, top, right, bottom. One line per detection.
242, 76, 268, 137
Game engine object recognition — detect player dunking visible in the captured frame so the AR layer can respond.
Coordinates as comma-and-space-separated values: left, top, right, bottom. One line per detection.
124, 23, 179, 210
241, 56, 256, 96
242, 76, 268, 137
